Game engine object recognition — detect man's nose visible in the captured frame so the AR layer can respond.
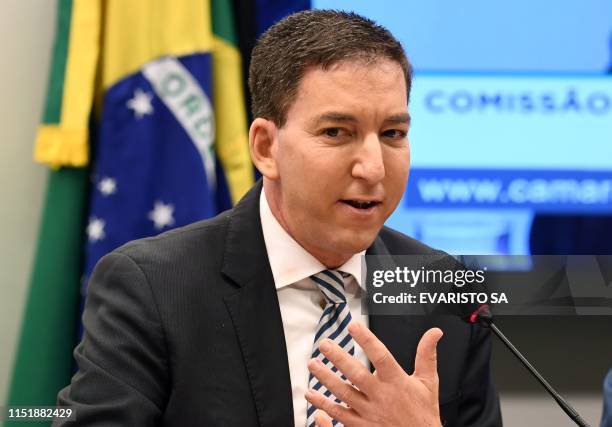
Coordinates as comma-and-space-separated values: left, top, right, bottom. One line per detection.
351, 134, 385, 183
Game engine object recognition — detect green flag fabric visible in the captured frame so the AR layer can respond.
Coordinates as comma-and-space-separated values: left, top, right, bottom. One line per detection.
6, 1, 92, 424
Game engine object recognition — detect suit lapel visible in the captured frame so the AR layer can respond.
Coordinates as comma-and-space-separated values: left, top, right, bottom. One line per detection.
366, 235, 426, 374
222, 181, 294, 427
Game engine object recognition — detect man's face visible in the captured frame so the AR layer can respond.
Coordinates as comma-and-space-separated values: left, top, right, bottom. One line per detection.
265, 59, 410, 267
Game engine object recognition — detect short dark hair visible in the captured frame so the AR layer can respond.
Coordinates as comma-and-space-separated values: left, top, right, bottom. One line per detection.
248, 9, 413, 127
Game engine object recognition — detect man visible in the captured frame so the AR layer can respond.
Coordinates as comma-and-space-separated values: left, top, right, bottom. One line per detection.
55, 10, 501, 426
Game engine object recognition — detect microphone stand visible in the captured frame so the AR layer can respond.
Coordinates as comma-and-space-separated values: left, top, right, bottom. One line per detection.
470, 305, 591, 427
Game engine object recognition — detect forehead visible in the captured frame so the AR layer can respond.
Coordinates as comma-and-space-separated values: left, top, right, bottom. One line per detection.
287, 59, 408, 122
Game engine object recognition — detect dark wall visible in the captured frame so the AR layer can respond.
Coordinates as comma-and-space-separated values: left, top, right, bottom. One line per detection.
491, 316, 612, 393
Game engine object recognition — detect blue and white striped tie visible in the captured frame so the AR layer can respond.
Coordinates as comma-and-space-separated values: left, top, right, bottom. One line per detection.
306, 270, 355, 427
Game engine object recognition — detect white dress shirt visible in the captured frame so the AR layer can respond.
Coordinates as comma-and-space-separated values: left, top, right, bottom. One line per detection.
259, 190, 370, 427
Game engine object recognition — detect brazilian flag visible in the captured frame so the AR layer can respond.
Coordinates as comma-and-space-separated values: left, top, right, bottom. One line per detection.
7, 0, 253, 424
80, 0, 253, 276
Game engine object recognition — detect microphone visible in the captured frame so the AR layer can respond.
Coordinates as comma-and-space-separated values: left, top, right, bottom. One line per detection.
467, 304, 591, 427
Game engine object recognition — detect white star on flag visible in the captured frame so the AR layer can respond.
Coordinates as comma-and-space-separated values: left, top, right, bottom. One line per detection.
127, 88, 154, 118
148, 201, 175, 230
98, 177, 117, 196
87, 217, 106, 242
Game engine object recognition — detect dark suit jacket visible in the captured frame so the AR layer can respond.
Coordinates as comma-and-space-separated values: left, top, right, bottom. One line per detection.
55, 182, 501, 426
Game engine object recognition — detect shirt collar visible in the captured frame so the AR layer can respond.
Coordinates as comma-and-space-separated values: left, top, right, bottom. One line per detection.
259, 189, 365, 290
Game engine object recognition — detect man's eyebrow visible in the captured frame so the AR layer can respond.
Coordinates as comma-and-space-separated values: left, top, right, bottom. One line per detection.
384, 113, 411, 125
311, 112, 411, 126
312, 112, 358, 124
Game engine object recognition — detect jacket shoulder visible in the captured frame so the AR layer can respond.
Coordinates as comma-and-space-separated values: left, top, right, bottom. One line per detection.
113, 209, 232, 267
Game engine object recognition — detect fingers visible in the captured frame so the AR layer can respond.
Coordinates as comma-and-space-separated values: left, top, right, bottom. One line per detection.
314, 410, 333, 427
347, 322, 403, 382
305, 389, 360, 426
413, 327, 443, 385
307, 356, 368, 412
315, 338, 375, 395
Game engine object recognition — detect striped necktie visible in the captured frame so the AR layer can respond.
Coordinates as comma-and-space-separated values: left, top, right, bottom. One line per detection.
306, 270, 355, 427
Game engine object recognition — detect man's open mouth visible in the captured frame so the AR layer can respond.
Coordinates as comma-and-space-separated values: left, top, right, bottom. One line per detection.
341, 200, 381, 209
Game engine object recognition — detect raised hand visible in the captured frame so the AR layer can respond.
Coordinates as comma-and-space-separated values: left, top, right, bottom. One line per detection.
306, 322, 443, 427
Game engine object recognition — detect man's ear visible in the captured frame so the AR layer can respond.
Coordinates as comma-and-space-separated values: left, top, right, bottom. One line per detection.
249, 118, 279, 180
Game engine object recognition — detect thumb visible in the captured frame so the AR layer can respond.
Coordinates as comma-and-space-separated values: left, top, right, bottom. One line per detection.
314, 409, 334, 427
413, 327, 443, 382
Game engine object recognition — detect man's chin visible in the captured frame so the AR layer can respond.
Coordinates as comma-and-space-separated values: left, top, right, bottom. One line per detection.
300, 225, 382, 266
334, 229, 380, 255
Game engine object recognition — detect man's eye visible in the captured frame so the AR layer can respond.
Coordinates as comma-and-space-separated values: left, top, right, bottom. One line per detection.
382, 129, 407, 139
324, 128, 341, 137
